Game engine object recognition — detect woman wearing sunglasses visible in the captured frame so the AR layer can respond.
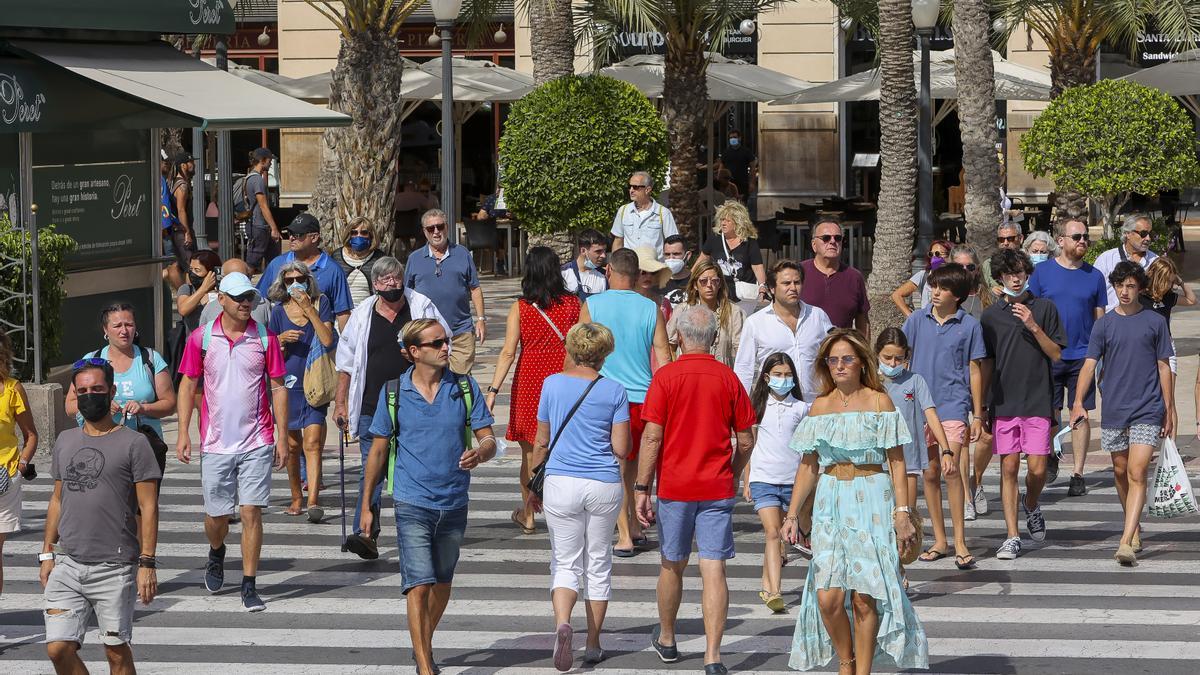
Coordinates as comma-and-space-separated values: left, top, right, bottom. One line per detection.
666, 260, 744, 368
781, 329, 927, 674
267, 262, 335, 521
890, 239, 953, 316
332, 217, 386, 307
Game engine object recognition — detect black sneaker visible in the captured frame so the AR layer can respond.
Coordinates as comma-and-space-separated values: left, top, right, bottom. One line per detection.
241, 581, 266, 612
204, 545, 225, 593
650, 626, 679, 663
1045, 453, 1059, 484
1068, 473, 1087, 496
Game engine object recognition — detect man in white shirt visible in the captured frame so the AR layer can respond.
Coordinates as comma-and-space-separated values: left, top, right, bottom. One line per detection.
1092, 213, 1159, 311
561, 228, 608, 300
612, 171, 678, 261
733, 260, 834, 402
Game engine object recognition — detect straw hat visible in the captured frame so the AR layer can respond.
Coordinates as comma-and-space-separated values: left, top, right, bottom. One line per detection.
633, 246, 671, 288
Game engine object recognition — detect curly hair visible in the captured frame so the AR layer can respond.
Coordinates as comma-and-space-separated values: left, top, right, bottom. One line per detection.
712, 201, 758, 241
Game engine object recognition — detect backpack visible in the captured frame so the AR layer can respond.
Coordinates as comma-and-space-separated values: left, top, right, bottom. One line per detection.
160, 176, 180, 231
88, 345, 169, 473
382, 375, 474, 493
233, 174, 253, 223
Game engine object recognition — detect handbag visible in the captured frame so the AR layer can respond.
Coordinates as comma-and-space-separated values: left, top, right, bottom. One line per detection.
303, 297, 339, 407
527, 376, 603, 499
132, 414, 170, 476
1147, 436, 1198, 518
897, 506, 924, 566
720, 235, 760, 303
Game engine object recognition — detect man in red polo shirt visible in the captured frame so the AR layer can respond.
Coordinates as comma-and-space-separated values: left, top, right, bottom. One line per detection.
635, 304, 755, 675
801, 217, 870, 337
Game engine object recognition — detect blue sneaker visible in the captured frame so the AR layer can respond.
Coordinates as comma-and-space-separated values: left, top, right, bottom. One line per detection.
204, 545, 225, 593
241, 581, 266, 612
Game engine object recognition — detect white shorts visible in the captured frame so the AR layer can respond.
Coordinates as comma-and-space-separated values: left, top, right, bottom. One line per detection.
0, 474, 23, 533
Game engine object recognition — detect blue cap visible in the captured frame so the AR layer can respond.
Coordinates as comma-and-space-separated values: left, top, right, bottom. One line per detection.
217, 272, 258, 298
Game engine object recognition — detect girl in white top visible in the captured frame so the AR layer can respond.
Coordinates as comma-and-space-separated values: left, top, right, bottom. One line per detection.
742, 352, 810, 612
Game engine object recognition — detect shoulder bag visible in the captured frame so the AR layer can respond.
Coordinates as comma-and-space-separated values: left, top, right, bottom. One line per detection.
526, 376, 602, 499
531, 302, 566, 344
303, 297, 339, 407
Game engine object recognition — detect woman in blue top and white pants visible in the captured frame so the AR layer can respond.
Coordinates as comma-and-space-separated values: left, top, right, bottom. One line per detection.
527, 323, 631, 672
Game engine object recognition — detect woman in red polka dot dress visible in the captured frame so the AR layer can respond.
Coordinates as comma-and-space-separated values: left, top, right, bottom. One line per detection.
486, 247, 581, 534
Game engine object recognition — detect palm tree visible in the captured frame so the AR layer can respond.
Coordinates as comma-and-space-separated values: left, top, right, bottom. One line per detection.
581, 0, 793, 248
529, 1, 576, 83
305, 1, 423, 250
952, 0, 1000, 262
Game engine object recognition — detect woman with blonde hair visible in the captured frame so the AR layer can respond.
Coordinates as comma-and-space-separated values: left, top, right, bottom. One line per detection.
666, 260, 744, 367
332, 217, 386, 307
699, 200, 767, 315
0, 330, 38, 596
782, 329, 927, 673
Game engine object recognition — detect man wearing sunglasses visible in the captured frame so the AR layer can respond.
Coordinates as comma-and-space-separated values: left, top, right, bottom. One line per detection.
800, 218, 869, 337
611, 171, 678, 262
405, 209, 487, 374
257, 213, 353, 331
981, 223, 1024, 296
1092, 213, 1159, 311
1028, 217, 1109, 498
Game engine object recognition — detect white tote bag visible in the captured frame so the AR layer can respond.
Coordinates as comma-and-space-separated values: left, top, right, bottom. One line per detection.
1147, 437, 1199, 518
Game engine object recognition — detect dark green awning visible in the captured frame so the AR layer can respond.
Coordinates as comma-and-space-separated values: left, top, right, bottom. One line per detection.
0, 40, 351, 133
3, 0, 236, 36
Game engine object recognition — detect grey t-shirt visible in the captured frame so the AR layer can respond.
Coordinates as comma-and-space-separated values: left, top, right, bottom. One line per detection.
883, 370, 934, 472
51, 426, 161, 563
246, 173, 267, 231
199, 293, 271, 327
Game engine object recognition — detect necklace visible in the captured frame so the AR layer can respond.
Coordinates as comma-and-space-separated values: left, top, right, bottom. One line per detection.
835, 389, 852, 407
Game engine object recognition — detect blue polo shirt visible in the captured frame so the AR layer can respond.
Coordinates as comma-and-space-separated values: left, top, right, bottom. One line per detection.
902, 306, 987, 423
405, 244, 480, 335
368, 369, 494, 510
1028, 258, 1107, 361
257, 251, 353, 315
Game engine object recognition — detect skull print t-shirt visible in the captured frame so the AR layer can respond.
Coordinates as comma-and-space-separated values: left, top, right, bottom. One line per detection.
51, 426, 161, 563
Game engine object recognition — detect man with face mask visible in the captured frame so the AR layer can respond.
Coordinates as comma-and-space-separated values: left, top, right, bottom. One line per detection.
334, 257, 450, 559
561, 228, 608, 301
40, 360, 161, 675
719, 130, 754, 198
257, 213, 353, 331
662, 234, 692, 305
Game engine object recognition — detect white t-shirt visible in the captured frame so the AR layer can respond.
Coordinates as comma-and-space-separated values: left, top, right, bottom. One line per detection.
560, 261, 607, 297
748, 394, 810, 485
908, 270, 934, 310
343, 254, 372, 307
1092, 246, 1158, 311
611, 199, 679, 261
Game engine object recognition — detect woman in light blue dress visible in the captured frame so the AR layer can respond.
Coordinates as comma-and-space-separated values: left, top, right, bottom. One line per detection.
781, 329, 928, 674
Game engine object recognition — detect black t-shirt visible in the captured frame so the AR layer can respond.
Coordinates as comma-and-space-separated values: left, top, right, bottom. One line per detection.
980, 295, 1066, 418
703, 235, 762, 298
360, 304, 413, 416
1140, 291, 1178, 333
664, 276, 688, 305
721, 145, 753, 185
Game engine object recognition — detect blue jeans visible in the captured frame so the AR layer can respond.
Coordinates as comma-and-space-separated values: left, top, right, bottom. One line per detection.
353, 414, 384, 535
395, 501, 468, 593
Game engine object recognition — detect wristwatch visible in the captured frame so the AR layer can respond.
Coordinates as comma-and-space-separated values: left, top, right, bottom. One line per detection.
38, 552, 55, 562
633, 483, 650, 493
473, 315, 488, 323
487, 386, 500, 394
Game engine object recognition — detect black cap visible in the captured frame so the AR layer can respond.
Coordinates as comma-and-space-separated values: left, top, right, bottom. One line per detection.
173, 151, 194, 165
288, 212, 320, 236
251, 147, 276, 162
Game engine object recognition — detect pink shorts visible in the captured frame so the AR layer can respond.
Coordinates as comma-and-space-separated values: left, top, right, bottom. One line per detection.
992, 416, 1052, 456
924, 420, 967, 449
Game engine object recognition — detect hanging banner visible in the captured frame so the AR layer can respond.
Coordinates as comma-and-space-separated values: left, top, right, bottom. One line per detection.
32, 161, 153, 269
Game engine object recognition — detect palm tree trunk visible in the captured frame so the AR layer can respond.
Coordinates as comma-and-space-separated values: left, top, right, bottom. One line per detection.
662, 39, 707, 249
309, 30, 405, 251
523, 0, 577, 261
866, 0, 919, 336
953, 0, 1001, 262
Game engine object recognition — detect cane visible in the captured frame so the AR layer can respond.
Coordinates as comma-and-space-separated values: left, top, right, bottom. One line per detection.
338, 419, 348, 552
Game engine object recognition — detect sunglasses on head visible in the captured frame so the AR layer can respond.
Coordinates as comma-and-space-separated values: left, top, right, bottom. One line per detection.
424, 223, 447, 233
816, 234, 844, 243
73, 357, 109, 369
417, 338, 450, 349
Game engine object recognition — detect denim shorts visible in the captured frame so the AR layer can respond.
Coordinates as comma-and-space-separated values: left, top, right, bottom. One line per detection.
656, 497, 736, 562
395, 501, 468, 593
43, 555, 137, 646
748, 482, 793, 512
200, 445, 274, 517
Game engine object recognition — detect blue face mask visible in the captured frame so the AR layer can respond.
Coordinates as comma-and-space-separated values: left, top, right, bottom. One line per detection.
729, 138, 740, 148
348, 235, 371, 252
1029, 252, 1049, 265
584, 258, 599, 271
1002, 281, 1029, 298
287, 281, 306, 296
878, 362, 905, 378
767, 376, 794, 395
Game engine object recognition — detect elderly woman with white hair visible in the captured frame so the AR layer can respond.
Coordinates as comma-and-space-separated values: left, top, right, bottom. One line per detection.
267, 260, 336, 521
527, 322, 631, 670
699, 200, 767, 316
1023, 230, 1059, 266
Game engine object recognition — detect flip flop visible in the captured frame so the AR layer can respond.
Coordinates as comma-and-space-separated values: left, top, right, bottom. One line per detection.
632, 536, 649, 548
284, 506, 304, 516
613, 547, 636, 558
918, 547, 947, 562
955, 554, 977, 570
510, 509, 536, 535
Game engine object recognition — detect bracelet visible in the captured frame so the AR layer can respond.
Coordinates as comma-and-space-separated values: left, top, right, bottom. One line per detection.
893, 506, 911, 514
783, 516, 798, 522
486, 386, 500, 394
633, 483, 650, 492
137, 555, 157, 569
941, 449, 955, 457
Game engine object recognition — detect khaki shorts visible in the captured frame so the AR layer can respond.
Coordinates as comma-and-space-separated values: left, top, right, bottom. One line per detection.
0, 473, 22, 533
448, 330, 477, 375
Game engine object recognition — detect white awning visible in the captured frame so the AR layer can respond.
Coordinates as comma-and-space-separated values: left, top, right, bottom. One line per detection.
8, 39, 350, 130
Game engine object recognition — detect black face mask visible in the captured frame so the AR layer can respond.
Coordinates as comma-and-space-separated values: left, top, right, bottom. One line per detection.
188, 272, 205, 288
377, 288, 404, 302
77, 392, 111, 423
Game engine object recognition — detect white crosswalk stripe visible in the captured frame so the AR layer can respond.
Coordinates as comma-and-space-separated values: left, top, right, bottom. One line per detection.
2, 455, 1199, 674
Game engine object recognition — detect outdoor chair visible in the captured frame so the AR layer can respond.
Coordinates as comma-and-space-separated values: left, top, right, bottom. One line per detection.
464, 219, 501, 274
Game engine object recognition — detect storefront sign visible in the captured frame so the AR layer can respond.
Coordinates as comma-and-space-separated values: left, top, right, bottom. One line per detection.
5, 0, 234, 36
614, 26, 758, 57
32, 161, 153, 269
0, 72, 46, 130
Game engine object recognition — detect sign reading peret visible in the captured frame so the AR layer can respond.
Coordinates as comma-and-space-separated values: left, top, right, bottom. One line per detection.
0, 72, 46, 127
188, 0, 224, 27
33, 161, 153, 268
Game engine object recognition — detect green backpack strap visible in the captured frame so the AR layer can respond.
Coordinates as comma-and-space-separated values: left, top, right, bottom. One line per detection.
384, 380, 399, 494
457, 376, 473, 448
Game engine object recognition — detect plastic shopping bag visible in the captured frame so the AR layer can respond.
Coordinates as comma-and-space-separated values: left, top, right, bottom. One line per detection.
1147, 437, 1199, 518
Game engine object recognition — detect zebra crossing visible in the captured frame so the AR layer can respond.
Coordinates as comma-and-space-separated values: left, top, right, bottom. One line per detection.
2, 449, 1199, 674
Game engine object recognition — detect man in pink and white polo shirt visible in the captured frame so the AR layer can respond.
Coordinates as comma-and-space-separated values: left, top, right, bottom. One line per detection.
176, 271, 287, 612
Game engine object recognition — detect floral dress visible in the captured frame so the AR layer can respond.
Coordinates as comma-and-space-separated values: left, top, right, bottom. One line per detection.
787, 410, 929, 671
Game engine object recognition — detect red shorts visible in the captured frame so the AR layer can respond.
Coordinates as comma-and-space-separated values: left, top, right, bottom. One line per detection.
628, 402, 646, 462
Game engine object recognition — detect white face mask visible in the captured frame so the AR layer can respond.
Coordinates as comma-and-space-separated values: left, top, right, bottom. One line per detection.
665, 258, 685, 275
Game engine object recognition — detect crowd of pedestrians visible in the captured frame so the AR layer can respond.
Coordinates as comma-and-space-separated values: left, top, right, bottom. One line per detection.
19, 191, 1191, 674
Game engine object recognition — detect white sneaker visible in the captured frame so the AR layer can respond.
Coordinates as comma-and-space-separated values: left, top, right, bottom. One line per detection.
973, 485, 989, 515
996, 537, 1021, 560
964, 500, 977, 521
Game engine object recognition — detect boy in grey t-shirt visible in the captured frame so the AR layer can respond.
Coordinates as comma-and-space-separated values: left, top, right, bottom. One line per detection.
41, 361, 160, 673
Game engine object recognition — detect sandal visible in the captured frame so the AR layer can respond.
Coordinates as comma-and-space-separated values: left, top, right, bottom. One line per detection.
613, 547, 636, 558
759, 590, 786, 613
918, 547, 947, 562
284, 506, 304, 516
510, 508, 536, 535
955, 554, 977, 570
902, 573, 909, 591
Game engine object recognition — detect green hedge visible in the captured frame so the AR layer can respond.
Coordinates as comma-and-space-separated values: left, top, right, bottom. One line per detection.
499, 74, 669, 236
0, 215, 76, 380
